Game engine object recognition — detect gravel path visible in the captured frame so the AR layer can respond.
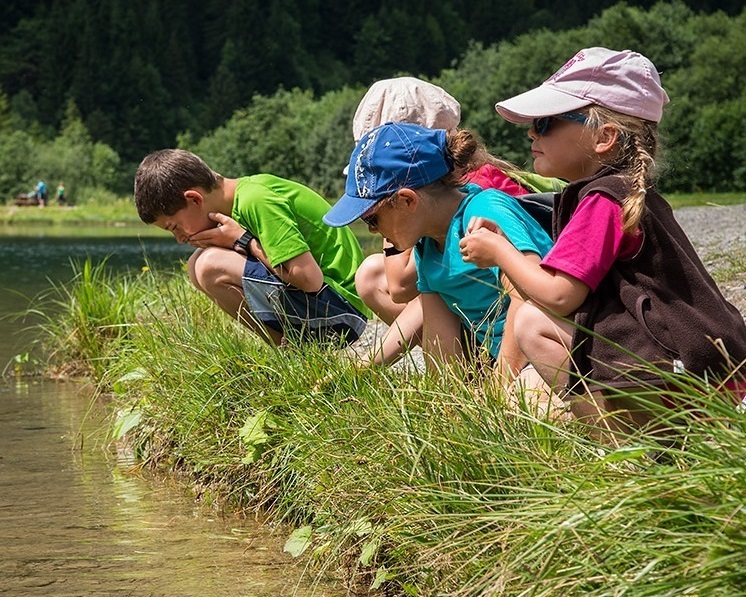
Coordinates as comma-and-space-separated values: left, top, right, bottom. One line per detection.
352, 202, 746, 360
674, 203, 746, 316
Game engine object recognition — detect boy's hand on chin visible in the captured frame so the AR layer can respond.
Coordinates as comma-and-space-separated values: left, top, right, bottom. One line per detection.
188, 212, 245, 248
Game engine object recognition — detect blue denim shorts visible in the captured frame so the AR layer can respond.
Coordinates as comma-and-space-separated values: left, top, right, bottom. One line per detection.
241, 256, 367, 345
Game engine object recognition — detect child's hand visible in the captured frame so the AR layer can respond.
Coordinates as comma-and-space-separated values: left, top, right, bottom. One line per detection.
459, 228, 503, 269
466, 216, 502, 236
188, 212, 246, 249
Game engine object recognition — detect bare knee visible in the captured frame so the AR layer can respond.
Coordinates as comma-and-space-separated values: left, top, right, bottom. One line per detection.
513, 302, 546, 355
187, 249, 205, 291
188, 247, 242, 295
355, 254, 385, 306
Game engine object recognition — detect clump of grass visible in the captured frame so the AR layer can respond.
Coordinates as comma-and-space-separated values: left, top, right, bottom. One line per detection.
706, 247, 746, 285
32, 258, 152, 378
34, 262, 746, 595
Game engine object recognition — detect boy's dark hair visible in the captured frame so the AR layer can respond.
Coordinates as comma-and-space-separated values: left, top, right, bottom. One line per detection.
134, 149, 222, 223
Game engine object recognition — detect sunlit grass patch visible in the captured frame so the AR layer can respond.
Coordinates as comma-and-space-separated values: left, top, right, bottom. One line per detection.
706, 247, 746, 284
666, 192, 746, 210
0, 197, 144, 226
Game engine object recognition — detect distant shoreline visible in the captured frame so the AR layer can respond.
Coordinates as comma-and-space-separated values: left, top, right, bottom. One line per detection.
0, 202, 143, 227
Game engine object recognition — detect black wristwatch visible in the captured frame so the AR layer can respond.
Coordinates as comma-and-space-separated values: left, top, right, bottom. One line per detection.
232, 230, 255, 256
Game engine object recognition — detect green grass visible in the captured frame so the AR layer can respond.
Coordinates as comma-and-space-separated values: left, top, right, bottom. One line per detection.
0, 198, 143, 226
707, 247, 746, 285
665, 192, 746, 210
31, 260, 746, 595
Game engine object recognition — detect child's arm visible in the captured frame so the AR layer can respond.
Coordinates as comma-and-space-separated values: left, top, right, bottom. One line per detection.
495, 262, 540, 377
460, 221, 589, 317
383, 241, 419, 304
188, 212, 324, 293
274, 252, 324, 293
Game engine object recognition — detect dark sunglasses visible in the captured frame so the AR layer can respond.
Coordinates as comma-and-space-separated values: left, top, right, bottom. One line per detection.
532, 112, 588, 136
360, 193, 397, 227
361, 212, 378, 227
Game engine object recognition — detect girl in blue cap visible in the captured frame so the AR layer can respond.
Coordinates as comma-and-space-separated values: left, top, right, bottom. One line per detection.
324, 122, 553, 376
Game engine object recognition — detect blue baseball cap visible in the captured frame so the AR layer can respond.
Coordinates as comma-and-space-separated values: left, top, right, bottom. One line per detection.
323, 122, 451, 227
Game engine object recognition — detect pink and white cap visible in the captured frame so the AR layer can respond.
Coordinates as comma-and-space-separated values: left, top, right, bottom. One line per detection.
495, 47, 670, 124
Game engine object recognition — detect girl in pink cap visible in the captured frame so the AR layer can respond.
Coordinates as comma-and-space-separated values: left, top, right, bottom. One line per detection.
459, 47, 746, 438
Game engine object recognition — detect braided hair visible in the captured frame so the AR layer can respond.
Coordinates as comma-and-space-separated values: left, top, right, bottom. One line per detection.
586, 106, 660, 234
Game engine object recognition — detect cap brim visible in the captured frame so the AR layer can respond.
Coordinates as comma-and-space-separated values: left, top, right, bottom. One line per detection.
323, 194, 380, 227
495, 85, 592, 124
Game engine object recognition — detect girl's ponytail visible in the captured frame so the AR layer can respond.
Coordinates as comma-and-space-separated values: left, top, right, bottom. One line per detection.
589, 107, 660, 234
441, 129, 521, 188
620, 130, 656, 233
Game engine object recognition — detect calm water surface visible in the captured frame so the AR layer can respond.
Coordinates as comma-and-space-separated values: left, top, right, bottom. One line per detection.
0, 227, 340, 596
0, 226, 192, 368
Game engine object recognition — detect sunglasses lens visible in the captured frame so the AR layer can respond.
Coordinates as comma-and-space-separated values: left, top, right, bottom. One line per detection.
361, 214, 376, 227
533, 117, 551, 135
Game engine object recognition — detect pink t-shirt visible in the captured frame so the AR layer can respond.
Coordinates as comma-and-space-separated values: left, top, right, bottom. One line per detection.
466, 164, 530, 196
541, 192, 643, 291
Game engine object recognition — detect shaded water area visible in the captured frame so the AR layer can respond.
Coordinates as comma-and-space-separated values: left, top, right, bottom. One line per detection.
0, 226, 340, 596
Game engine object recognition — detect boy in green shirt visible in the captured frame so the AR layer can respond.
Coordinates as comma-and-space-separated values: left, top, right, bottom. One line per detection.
134, 149, 370, 345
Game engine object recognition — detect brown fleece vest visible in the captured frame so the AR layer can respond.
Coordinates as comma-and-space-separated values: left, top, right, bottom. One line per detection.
553, 168, 746, 392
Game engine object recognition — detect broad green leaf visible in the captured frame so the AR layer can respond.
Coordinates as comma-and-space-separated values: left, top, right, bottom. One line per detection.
239, 410, 274, 445
601, 446, 650, 463
359, 538, 379, 566
371, 566, 390, 590
241, 449, 260, 465
239, 411, 277, 463
349, 519, 372, 536
113, 410, 142, 441
284, 525, 312, 557
112, 368, 148, 395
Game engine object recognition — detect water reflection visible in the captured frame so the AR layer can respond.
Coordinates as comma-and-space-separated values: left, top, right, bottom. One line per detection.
0, 379, 340, 596
0, 228, 192, 369
0, 230, 341, 596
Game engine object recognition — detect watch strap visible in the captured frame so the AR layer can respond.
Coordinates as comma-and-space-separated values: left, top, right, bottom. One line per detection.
232, 230, 255, 255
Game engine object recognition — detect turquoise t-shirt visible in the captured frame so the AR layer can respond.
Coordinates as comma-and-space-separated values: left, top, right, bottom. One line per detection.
231, 174, 371, 317
416, 184, 554, 358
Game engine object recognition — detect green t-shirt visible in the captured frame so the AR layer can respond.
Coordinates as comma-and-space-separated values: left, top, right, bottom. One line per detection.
231, 174, 371, 317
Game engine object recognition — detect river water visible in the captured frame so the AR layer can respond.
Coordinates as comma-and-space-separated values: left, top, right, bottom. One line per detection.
0, 226, 340, 596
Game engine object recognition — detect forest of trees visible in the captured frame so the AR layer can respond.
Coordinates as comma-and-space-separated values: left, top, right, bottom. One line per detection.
0, 1, 744, 201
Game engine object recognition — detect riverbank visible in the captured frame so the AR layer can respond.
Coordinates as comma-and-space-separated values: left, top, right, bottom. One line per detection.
30, 202, 746, 595
0, 379, 341, 596
0, 200, 143, 226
